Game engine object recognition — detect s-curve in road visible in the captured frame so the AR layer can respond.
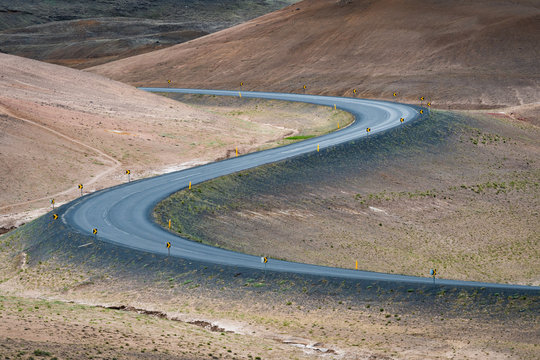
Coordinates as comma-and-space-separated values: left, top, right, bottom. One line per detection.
62, 89, 538, 292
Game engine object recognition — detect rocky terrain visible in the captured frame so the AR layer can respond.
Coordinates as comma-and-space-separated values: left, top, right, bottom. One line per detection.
0, 0, 297, 68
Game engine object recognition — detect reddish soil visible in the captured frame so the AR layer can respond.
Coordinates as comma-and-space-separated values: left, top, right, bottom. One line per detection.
90, 0, 540, 109
0, 53, 345, 229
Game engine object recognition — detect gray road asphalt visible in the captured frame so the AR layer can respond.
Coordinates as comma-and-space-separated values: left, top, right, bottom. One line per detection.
62, 89, 539, 291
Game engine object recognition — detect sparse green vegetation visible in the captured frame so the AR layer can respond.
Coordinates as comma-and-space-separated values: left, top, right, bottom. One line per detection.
453, 178, 538, 194
0, 94, 537, 359
285, 135, 316, 140
154, 110, 539, 284
465, 127, 509, 146
33, 349, 51, 357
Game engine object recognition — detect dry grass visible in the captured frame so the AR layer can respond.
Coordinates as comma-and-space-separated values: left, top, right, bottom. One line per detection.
0, 295, 312, 360
0, 54, 349, 229
156, 110, 540, 285
0, 257, 538, 359
1, 203, 538, 359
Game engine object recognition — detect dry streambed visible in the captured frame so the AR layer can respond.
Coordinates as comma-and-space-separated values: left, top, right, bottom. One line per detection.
0, 295, 323, 360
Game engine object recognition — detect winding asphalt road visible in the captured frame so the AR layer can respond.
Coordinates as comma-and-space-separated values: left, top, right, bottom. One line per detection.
62, 89, 538, 291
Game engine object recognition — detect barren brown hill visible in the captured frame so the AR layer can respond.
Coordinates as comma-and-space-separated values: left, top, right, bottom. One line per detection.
0, 18, 209, 69
0, 0, 297, 69
0, 53, 345, 228
90, 0, 540, 108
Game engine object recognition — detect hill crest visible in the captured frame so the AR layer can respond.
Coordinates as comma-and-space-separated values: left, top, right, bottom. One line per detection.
90, 0, 540, 108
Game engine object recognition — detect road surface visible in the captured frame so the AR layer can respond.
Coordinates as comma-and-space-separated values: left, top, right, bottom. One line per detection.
62, 89, 538, 291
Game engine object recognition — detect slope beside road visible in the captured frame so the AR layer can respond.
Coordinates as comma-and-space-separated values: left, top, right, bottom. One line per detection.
1, 53, 344, 231
61, 89, 538, 292
89, 0, 540, 109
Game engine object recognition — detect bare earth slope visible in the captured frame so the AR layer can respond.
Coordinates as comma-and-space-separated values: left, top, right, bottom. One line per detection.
0, 0, 297, 69
0, 53, 345, 228
90, 0, 540, 108
0, 18, 209, 69
0, 53, 210, 214
0, 0, 297, 31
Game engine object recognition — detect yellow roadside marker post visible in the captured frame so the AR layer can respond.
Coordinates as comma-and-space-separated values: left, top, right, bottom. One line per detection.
236, 147, 238, 157
317, 144, 319, 152
334, 104, 336, 110
78, 184, 83, 196
239, 91, 242, 98
168, 219, 171, 230
261, 256, 268, 276
355, 260, 358, 270
338, 121, 340, 129
189, 181, 191, 190
125, 169, 131, 182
